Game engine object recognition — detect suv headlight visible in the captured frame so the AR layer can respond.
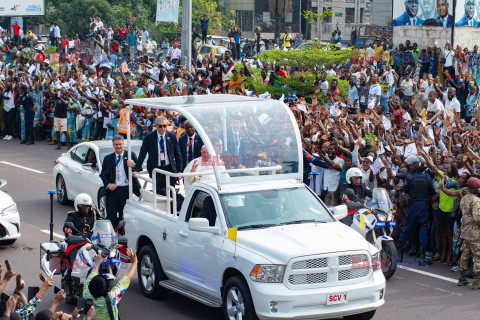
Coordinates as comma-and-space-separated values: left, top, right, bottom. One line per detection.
1, 204, 17, 216
250, 265, 285, 283
371, 252, 381, 271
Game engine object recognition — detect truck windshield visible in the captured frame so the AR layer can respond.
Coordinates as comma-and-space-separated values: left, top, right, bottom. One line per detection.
220, 187, 334, 229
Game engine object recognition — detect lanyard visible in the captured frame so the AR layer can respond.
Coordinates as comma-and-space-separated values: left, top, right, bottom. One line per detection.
186, 136, 194, 160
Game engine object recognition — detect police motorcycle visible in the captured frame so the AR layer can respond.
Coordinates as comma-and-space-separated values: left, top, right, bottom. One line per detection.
40, 198, 128, 303
340, 170, 398, 279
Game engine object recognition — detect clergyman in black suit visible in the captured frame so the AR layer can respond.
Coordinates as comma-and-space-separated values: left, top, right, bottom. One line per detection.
133, 116, 183, 196
100, 135, 141, 230
179, 120, 204, 171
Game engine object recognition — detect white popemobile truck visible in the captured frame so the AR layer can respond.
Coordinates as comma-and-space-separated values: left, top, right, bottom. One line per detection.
122, 95, 386, 320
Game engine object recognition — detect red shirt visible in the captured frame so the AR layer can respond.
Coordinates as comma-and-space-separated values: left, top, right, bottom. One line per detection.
62, 38, 69, 49
121, 28, 128, 37
117, 29, 122, 37
392, 107, 406, 127
13, 24, 20, 36
36, 52, 46, 65
112, 42, 119, 52
276, 69, 287, 79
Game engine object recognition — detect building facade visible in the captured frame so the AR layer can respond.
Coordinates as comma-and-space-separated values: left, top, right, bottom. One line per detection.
224, 0, 306, 39
312, 0, 371, 42
369, 0, 392, 27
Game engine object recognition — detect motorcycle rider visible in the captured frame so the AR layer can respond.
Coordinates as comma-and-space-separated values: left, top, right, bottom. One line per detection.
387, 155, 435, 266
63, 193, 102, 302
339, 167, 372, 226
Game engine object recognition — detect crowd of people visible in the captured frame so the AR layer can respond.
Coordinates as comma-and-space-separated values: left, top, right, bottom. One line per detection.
1, 11, 480, 318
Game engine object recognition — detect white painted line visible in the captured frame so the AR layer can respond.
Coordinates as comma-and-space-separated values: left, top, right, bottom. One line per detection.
41, 229, 65, 240
0, 161, 45, 174
398, 264, 458, 284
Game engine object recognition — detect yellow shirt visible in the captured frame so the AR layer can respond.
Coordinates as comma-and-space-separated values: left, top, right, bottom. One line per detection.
283, 34, 292, 48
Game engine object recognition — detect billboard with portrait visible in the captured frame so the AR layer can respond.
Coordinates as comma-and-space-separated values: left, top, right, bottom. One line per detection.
0, 0, 44, 16
393, 0, 453, 27
455, 0, 480, 26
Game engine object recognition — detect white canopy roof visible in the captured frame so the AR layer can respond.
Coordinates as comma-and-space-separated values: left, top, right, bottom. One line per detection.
125, 95, 302, 188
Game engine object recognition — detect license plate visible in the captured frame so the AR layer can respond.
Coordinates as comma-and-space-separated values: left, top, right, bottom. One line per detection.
327, 292, 348, 305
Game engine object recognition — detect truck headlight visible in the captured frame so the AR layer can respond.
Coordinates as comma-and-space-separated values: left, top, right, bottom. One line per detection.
1, 204, 17, 216
371, 252, 381, 271
250, 265, 285, 283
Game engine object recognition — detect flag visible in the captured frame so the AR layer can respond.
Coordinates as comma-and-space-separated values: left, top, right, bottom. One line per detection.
227, 227, 238, 242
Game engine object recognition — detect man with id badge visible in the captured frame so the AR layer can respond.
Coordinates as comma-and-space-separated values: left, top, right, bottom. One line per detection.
100, 135, 141, 230
134, 117, 182, 197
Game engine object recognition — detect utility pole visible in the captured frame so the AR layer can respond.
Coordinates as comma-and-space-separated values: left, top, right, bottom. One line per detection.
181, 0, 192, 70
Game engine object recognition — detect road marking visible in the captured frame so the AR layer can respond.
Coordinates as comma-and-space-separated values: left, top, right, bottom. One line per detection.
0, 161, 45, 174
41, 229, 65, 240
398, 264, 458, 284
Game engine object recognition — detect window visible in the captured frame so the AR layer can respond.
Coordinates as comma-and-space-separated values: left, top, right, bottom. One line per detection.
360, 8, 364, 23
323, 7, 332, 23
199, 46, 212, 54
346, 8, 355, 24
186, 190, 217, 227
70, 146, 89, 163
236, 10, 254, 32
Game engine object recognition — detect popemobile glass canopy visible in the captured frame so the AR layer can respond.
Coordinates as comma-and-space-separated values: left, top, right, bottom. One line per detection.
125, 95, 302, 187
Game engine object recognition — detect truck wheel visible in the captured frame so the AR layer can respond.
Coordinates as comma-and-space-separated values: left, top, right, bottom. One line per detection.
138, 245, 168, 299
222, 276, 258, 320
344, 310, 376, 320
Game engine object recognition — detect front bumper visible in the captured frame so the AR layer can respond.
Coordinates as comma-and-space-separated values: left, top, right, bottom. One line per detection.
250, 270, 385, 320
0, 211, 21, 240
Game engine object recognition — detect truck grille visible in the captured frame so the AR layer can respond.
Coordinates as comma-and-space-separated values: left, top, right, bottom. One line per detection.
285, 252, 371, 288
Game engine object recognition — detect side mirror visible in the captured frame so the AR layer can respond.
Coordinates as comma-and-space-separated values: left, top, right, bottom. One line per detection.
64, 222, 80, 234
188, 218, 219, 234
116, 220, 126, 231
82, 163, 93, 171
331, 204, 348, 221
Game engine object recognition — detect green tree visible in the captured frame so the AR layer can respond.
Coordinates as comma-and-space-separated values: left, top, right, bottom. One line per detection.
302, 8, 332, 40
258, 43, 352, 82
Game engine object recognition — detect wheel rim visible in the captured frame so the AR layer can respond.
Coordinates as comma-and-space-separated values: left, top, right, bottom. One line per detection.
226, 287, 245, 320
99, 196, 106, 214
381, 245, 393, 271
140, 254, 155, 292
57, 176, 66, 202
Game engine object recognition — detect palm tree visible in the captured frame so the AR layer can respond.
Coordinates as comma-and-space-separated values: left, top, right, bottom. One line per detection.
268, 0, 292, 42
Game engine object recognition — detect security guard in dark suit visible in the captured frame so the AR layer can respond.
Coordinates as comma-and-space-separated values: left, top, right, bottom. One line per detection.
100, 135, 141, 230
18, 83, 35, 145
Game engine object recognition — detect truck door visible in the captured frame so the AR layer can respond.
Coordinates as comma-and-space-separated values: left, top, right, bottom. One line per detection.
176, 188, 225, 294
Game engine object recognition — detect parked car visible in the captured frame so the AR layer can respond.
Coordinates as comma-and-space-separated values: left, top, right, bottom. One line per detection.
53, 140, 145, 213
0, 179, 21, 245
198, 44, 228, 59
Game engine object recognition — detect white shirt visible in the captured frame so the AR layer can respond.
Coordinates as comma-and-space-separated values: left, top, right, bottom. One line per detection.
400, 79, 414, 96
368, 83, 381, 103
442, 93, 461, 118
171, 48, 181, 60
443, 49, 454, 67
427, 99, 445, 113
55, 26, 61, 38
157, 132, 170, 166
183, 157, 227, 194
319, 80, 329, 94
382, 71, 394, 85
348, 86, 359, 106
423, 83, 434, 101
114, 153, 128, 186
140, 30, 149, 43
322, 156, 344, 192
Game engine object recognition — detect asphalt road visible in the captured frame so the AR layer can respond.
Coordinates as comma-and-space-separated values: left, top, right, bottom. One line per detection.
1, 139, 479, 320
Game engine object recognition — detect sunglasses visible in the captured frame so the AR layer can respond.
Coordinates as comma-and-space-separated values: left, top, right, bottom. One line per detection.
156, 124, 167, 128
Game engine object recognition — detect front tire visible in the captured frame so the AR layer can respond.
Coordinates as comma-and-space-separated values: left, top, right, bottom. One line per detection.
381, 241, 398, 280
0, 239, 16, 245
137, 245, 168, 299
344, 310, 376, 320
222, 276, 258, 320
56, 175, 69, 205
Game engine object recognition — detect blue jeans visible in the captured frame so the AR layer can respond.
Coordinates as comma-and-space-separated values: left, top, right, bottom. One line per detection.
398, 201, 429, 250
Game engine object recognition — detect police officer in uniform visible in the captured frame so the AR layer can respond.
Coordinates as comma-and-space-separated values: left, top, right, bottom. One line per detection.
387, 156, 435, 266
63, 193, 102, 302
458, 177, 480, 289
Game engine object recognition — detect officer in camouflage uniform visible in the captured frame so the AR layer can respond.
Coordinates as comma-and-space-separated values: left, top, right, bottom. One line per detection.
458, 177, 480, 289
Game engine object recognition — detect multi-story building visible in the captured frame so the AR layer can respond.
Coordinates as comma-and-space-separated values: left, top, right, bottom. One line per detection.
369, 0, 393, 27
311, 0, 370, 42
224, 0, 306, 39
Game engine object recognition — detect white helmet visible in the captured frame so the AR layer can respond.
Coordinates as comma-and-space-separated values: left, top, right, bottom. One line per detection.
346, 168, 363, 184
74, 193, 93, 211
35, 44, 44, 51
